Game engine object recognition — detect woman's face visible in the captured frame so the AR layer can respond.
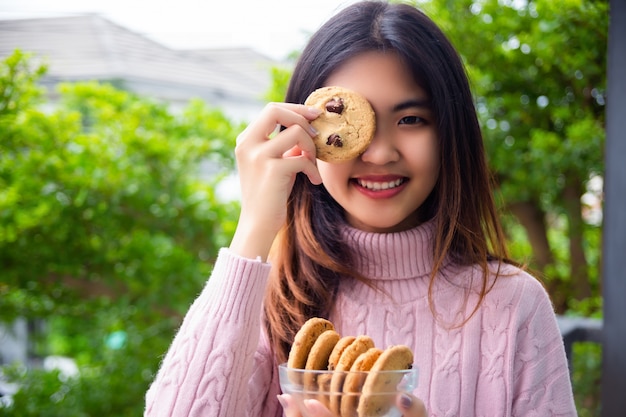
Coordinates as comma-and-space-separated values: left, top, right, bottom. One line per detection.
317, 51, 440, 233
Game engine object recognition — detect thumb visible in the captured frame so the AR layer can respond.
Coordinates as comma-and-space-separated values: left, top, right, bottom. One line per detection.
277, 394, 299, 416
397, 393, 428, 417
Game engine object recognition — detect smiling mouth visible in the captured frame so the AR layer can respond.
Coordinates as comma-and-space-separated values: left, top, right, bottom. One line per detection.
355, 178, 407, 191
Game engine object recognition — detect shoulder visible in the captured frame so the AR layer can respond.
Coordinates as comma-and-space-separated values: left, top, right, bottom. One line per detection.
443, 260, 550, 305
490, 262, 549, 299
436, 261, 556, 326
490, 262, 547, 294
484, 262, 558, 325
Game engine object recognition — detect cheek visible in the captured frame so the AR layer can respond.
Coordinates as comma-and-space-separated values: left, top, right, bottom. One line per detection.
424, 137, 440, 173
317, 162, 351, 189
406, 140, 439, 174
426, 149, 441, 176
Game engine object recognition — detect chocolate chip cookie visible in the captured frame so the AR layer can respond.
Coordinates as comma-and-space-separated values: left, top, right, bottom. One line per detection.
304, 86, 376, 163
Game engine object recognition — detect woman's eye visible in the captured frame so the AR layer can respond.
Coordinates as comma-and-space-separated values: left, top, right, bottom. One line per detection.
398, 116, 423, 125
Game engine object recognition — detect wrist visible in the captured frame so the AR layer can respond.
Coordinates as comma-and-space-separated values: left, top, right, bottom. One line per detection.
229, 223, 276, 262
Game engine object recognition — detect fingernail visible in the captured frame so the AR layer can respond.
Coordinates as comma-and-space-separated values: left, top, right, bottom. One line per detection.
400, 393, 413, 409
304, 399, 325, 413
306, 106, 322, 116
309, 124, 319, 136
277, 394, 288, 409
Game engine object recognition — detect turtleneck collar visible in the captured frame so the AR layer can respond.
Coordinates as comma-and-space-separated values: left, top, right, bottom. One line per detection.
341, 220, 437, 280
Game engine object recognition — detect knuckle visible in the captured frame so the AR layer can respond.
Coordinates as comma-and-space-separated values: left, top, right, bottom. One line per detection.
263, 102, 282, 115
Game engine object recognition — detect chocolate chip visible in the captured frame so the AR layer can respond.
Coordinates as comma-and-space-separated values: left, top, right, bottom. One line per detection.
326, 133, 343, 147
325, 97, 344, 114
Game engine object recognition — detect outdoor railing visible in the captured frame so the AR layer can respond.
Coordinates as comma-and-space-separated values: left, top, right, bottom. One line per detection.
556, 315, 603, 376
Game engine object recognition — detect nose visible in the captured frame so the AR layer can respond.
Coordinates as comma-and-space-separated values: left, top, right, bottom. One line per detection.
360, 125, 400, 165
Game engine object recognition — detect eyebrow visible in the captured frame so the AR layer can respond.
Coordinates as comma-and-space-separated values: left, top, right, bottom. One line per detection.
392, 98, 431, 112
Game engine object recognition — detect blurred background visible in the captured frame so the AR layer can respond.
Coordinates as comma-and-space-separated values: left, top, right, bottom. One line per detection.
0, 0, 360, 59
0, 0, 608, 415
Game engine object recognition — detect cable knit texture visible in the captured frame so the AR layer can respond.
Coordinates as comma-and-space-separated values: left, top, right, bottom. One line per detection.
145, 221, 577, 417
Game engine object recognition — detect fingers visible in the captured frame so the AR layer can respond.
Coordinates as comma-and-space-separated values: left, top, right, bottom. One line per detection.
278, 393, 427, 417
236, 125, 322, 185
259, 123, 317, 162
397, 393, 428, 417
277, 394, 298, 417
236, 103, 320, 163
303, 399, 335, 416
277, 394, 334, 417
235, 102, 322, 184
237, 102, 320, 147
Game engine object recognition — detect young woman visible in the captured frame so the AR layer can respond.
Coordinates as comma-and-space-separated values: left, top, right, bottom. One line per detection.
145, 1, 577, 416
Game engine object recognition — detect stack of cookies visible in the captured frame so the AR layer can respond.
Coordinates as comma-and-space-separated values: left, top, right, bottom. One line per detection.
286, 317, 414, 417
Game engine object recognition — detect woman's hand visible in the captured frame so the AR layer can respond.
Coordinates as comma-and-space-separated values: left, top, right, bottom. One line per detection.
277, 393, 428, 417
229, 103, 322, 261
396, 392, 428, 417
277, 394, 334, 417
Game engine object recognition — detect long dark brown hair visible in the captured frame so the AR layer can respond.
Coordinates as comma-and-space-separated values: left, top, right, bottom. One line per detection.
263, 0, 512, 364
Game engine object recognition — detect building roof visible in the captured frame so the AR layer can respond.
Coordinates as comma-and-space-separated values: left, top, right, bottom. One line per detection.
0, 14, 283, 119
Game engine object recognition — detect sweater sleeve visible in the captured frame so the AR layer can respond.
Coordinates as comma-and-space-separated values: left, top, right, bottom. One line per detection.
144, 248, 279, 417
511, 277, 578, 417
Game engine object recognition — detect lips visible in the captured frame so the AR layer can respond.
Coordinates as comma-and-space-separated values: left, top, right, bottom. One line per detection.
352, 175, 408, 198
356, 178, 405, 191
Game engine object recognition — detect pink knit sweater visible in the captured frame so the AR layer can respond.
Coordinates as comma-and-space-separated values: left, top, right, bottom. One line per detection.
145, 221, 577, 416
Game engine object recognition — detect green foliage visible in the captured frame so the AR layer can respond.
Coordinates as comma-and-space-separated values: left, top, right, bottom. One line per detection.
0, 50, 47, 116
571, 342, 602, 417
264, 65, 294, 103
416, 0, 606, 310
2, 328, 161, 417
0, 50, 241, 416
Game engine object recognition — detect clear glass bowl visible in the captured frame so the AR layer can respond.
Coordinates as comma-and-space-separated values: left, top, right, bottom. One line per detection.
278, 363, 419, 417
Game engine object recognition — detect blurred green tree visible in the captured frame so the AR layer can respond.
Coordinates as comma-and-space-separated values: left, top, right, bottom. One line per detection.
417, 0, 607, 312
0, 50, 242, 416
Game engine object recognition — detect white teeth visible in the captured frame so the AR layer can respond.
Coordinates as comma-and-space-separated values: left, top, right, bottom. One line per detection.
357, 179, 404, 190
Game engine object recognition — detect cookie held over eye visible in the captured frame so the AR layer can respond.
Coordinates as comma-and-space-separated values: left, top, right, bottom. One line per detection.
304, 86, 376, 162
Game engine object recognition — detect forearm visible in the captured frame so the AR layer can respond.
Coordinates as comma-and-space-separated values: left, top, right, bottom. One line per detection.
145, 249, 272, 417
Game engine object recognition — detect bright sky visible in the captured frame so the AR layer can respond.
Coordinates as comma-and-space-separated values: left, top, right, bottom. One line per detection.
0, 0, 361, 60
